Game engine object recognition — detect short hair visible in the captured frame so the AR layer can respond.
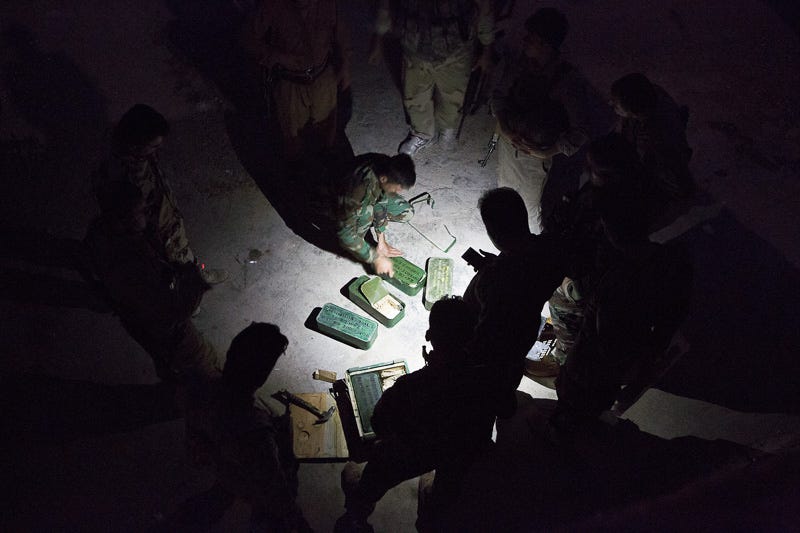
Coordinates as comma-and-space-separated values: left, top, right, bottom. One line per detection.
428, 296, 477, 364
113, 104, 170, 147
611, 73, 658, 116
479, 187, 529, 238
429, 296, 477, 348
223, 322, 288, 392
508, 99, 569, 149
372, 153, 416, 188
586, 132, 642, 188
525, 8, 569, 50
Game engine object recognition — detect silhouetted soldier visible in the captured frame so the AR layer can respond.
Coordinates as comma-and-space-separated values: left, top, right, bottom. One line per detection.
491, 8, 611, 233
336, 153, 416, 277
335, 297, 496, 533
243, 0, 351, 163
528, 133, 645, 378
84, 183, 220, 384
553, 178, 693, 430
178, 323, 312, 531
92, 103, 228, 284
610, 72, 695, 201
463, 187, 565, 414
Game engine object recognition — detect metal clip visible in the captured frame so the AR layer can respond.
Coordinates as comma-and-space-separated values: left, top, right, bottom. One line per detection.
408, 192, 435, 210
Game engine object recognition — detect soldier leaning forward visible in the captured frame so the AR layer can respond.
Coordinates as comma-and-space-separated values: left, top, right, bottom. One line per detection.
335, 153, 416, 278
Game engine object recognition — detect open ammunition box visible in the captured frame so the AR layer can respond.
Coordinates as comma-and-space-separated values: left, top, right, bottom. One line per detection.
382, 256, 426, 296
315, 303, 378, 350
347, 276, 406, 328
344, 360, 409, 440
423, 257, 453, 310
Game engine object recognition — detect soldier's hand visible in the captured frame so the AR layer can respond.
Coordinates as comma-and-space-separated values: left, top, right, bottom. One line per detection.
377, 238, 402, 258
373, 255, 395, 277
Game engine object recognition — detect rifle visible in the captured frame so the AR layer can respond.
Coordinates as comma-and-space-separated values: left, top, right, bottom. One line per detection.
478, 133, 499, 167
456, 67, 485, 140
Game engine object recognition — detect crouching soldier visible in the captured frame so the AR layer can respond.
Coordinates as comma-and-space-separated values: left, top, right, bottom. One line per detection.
336, 153, 416, 277
334, 297, 498, 532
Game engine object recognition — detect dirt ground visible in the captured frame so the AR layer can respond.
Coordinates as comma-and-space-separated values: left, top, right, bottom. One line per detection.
1, 1, 799, 531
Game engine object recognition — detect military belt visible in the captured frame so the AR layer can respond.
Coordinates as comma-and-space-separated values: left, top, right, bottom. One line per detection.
274, 54, 330, 84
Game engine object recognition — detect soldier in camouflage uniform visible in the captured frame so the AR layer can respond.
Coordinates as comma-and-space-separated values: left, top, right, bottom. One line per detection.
92, 104, 227, 284
370, 0, 495, 155
336, 153, 416, 277
526, 134, 652, 378
84, 182, 220, 384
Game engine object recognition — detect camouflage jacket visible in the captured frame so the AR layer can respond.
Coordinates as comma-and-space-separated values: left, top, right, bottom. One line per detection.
93, 150, 191, 264
375, 0, 494, 61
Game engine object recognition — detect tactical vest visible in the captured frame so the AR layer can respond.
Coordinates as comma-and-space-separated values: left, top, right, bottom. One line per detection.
392, 0, 475, 60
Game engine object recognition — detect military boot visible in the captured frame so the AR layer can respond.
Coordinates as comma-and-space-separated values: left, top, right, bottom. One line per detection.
398, 132, 435, 156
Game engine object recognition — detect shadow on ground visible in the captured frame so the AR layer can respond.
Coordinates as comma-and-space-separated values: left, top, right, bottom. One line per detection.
654, 208, 800, 413
444, 394, 780, 532
1, 373, 180, 443
163, 0, 356, 259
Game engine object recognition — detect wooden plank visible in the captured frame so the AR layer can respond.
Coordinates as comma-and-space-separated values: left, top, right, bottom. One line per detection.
289, 392, 349, 460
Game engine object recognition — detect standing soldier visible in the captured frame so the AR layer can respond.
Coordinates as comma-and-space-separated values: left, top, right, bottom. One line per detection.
370, 0, 495, 156
610, 72, 696, 202
491, 7, 610, 234
336, 153, 416, 277
243, 0, 352, 163
92, 104, 228, 285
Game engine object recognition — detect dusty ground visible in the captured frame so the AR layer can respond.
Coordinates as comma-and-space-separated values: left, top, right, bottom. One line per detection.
1, 1, 799, 531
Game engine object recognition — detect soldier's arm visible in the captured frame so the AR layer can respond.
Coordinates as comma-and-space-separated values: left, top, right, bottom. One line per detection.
336, 194, 378, 264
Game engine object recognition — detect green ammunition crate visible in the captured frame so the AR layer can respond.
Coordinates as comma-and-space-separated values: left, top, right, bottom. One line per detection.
316, 303, 378, 350
382, 256, 426, 296
345, 360, 409, 439
347, 276, 406, 328
424, 257, 454, 310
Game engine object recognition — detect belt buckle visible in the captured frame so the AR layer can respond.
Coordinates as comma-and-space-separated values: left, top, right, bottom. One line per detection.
303, 66, 314, 82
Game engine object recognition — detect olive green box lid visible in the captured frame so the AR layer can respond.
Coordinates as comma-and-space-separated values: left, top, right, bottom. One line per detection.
382, 256, 426, 296
347, 276, 405, 328
424, 257, 454, 310
316, 303, 378, 350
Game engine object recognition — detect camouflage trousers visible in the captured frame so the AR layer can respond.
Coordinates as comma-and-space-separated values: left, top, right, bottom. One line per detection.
403, 48, 472, 139
548, 277, 586, 365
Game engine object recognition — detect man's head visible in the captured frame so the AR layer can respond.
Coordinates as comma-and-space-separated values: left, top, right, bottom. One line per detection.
223, 322, 288, 394
523, 8, 568, 63
113, 104, 170, 158
374, 153, 415, 194
507, 98, 569, 150
424, 296, 477, 365
610, 73, 658, 119
585, 132, 642, 189
478, 187, 530, 251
